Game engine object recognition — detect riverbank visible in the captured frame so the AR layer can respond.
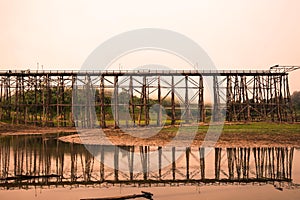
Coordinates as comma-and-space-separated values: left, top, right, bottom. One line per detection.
1, 122, 300, 147
0, 122, 76, 135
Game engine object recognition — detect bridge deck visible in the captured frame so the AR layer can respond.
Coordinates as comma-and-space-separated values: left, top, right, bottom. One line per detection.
0, 69, 287, 76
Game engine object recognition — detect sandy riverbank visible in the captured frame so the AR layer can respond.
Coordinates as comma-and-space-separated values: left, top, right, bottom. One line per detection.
1, 122, 300, 147
58, 127, 300, 148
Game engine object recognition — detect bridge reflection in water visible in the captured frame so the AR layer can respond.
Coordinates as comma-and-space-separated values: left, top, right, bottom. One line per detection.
0, 135, 296, 190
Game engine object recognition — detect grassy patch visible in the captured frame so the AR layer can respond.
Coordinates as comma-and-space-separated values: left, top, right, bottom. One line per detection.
155, 122, 300, 135
221, 122, 300, 134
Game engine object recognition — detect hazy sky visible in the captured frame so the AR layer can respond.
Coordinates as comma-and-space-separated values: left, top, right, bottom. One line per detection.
0, 0, 299, 91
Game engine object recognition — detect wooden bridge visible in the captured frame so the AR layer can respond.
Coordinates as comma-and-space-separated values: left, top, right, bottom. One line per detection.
0, 65, 298, 127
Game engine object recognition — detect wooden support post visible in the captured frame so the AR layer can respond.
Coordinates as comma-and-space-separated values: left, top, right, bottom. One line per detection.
227, 148, 234, 180
213, 76, 220, 122
15, 76, 19, 124
114, 76, 119, 128
257, 76, 267, 120
129, 76, 135, 126
171, 76, 176, 125
90, 76, 95, 128
172, 147, 176, 180
3, 77, 6, 121
241, 76, 250, 121
143, 76, 149, 126
253, 148, 259, 178
199, 147, 205, 180
226, 76, 233, 121
100, 146, 104, 181
100, 75, 106, 128
157, 76, 162, 126
71, 75, 76, 127
140, 146, 148, 180
253, 75, 257, 114
186, 147, 190, 179
34, 76, 38, 126
41, 75, 45, 126
146, 146, 149, 180
261, 76, 267, 114
266, 76, 270, 116
215, 148, 221, 180
38, 76, 42, 125
288, 147, 294, 179
129, 146, 134, 181
158, 146, 162, 179
238, 76, 242, 120
274, 76, 281, 122
47, 75, 53, 126
4, 76, 10, 120
70, 142, 76, 182
114, 146, 119, 181
279, 75, 283, 121
84, 75, 94, 128
270, 76, 275, 121
241, 77, 246, 120
21, 76, 26, 124
61, 76, 66, 126
185, 75, 190, 123
7, 76, 11, 121
244, 148, 250, 179
198, 75, 204, 122
56, 77, 60, 127
233, 76, 239, 121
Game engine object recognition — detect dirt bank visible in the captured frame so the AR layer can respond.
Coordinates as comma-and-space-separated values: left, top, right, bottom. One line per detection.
0, 122, 76, 135
1, 122, 300, 147
58, 125, 300, 148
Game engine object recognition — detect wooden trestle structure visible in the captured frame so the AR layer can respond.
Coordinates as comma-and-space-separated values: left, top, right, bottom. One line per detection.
0, 66, 298, 127
0, 136, 295, 189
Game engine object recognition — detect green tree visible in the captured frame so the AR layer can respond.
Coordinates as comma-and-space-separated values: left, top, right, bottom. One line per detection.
291, 91, 300, 111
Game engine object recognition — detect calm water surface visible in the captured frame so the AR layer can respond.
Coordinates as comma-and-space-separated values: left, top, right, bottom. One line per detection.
0, 134, 299, 200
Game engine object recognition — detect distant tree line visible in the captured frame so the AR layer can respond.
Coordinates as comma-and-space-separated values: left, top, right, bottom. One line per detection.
292, 91, 300, 112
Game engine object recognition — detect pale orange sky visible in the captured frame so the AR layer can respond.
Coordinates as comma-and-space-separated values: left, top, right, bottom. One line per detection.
0, 0, 299, 92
